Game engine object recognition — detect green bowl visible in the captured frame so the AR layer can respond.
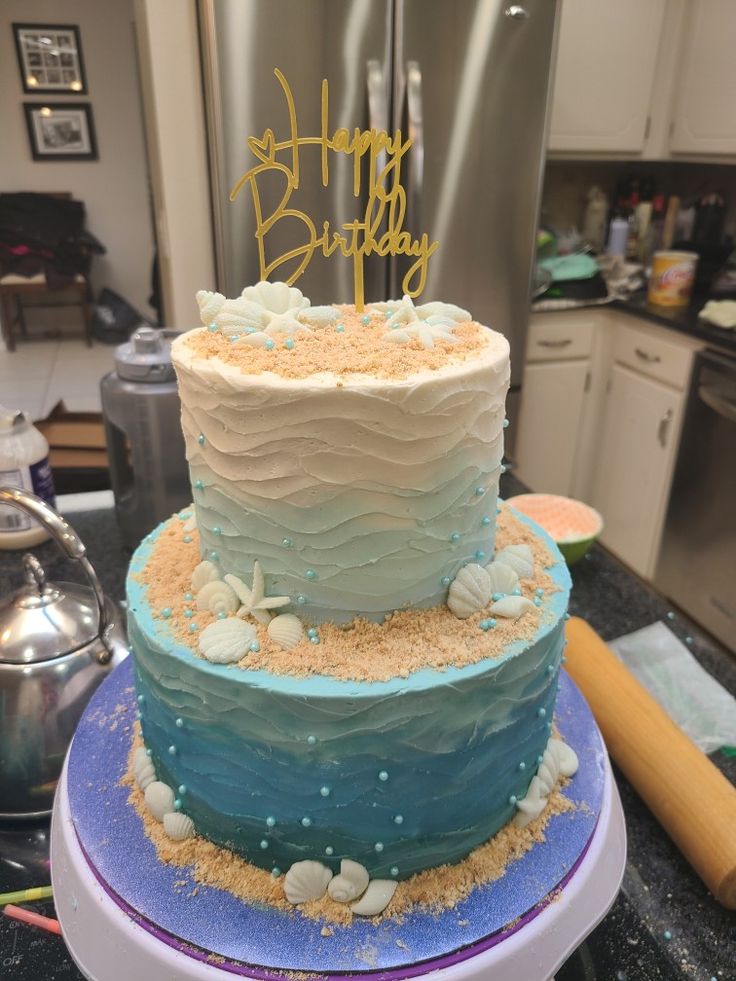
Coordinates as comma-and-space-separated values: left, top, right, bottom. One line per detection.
505, 494, 603, 567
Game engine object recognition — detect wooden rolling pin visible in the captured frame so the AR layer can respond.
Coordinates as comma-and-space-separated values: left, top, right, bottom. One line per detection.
564, 617, 736, 909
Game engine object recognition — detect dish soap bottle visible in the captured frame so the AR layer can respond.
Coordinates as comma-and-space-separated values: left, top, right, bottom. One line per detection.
0, 407, 56, 548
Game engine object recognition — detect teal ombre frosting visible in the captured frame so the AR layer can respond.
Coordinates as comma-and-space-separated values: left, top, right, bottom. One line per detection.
128, 512, 570, 880
172, 329, 509, 624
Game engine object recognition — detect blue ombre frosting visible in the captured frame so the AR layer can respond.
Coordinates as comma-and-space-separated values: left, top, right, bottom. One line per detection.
128, 511, 570, 881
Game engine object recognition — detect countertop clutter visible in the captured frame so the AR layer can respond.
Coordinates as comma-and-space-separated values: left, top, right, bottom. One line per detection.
0, 489, 734, 980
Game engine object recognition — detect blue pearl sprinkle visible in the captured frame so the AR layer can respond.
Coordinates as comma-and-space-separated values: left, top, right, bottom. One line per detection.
390, 866, 399, 876
325, 846, 334, 856
450, 532, 460, 543
184, 592, 194, 601
271, 867, 281, 877
161, 607, 172, 619
229, 335, 238, 343
249, 640, 260, 653
479, 618, 497, 631
146, 748, 152, 757
297, 594, 307, 605
178, 785, 187, 795
189, 623, 199, 633
282, 538, 293, 548
175, 717, 184, 728
475, 550, 485, 562
218, 611, 227, 620
194, 479, 204, 490
212, 526, 222, 536
307, 735, 317, 745
503, 418, 509, 429
666, 611, 675, 621
561, 655, 567, 664
564, 612, 570, 620
509, 795, 517, 805
284, 338, 295, 350
245, 326, 258, 334
475, 486, 485, 496
184, 609, 194, 618
335, 324, 345, 333
535, 587, 544, 597
685, 636, 693, 646
168, 745, 177, 756
309, 636, 320, 645
513, 588, 522, 596
663, 930, 672, 941
519, 761, 526, 771
209, 551, 219, 562
393, 814, 404, 825
496, 506, 502, 514
534, 597, 542, 607
492, 592, 503, 601
537, 707, 546, 719
547, 664, 555, 674
183, 535, 192, 544
260, 839, 269, 850
374, 842, 384, 853
207, 323, 218, 332
197, 434, 205, 445
266, 816, 276, 827
481, 516, 492, 527
307, 628, 318, 638
305, 569, 318, 581
441, 576, 451, 587
174, 798, 182, 810
320, 786, 330, 798
301, 816, 312, 828
537, 755, 544, 765
500, 464, 507, 474
378, 770, 389, 782
137, 694, 145, 705
265, 339, 275, 351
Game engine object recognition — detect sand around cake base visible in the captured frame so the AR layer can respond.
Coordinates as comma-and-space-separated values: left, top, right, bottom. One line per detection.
68, 659, 605, 974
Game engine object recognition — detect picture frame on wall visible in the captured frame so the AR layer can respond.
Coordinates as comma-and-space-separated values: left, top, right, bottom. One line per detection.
24, 103, 98, 162
13, 23, 87, 95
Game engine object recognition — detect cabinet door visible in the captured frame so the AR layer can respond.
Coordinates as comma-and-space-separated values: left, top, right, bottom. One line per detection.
515, 360, 589, 496
548, 0, 666, 153
591, 364, 682, 579
670, 0, 736, 155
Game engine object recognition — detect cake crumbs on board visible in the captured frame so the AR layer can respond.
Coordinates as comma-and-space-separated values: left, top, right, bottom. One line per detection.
183, 305, 494, 382
123, 731, 575, 927
136, 505, 559, 684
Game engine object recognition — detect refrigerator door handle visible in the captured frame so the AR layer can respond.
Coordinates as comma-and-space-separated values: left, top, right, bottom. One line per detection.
406, 60, 424, 240
366, 60, 388, 165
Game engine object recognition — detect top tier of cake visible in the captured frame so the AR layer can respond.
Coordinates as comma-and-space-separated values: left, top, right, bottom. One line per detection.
171, 283, 510, 625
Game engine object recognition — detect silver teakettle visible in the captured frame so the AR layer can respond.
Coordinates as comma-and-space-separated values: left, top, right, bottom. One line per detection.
0, 487, 128, 818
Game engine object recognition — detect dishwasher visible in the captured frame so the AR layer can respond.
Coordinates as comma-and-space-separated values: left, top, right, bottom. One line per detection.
656, 348, 736, 652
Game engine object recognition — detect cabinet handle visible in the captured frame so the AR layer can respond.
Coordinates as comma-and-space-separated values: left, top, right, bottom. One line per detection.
657, 408, 673, 447
635, 347, 661, 364
537, 338, 572, 348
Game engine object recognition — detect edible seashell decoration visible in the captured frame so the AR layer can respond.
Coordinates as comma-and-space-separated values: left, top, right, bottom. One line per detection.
144, 781, 175, 822
196, 290, 226, 325
327, 859, 369, 903
447, 563, 491, 619
134, 754, 156, 792
485, 560, 520, 596
196, 579, 239, 616
267, 613, 304, 651
283, 860, 333, 904
214, 298, 267, 333
133, 746, 148, 771
495, 544, 534, 580
513, 737, 579, 828
192, 559, 220, 593
298, 305, 339, 327
198, 617, 256, 664
163, 812, 195, 841
183, 512, 197, 533
240, 281, 310, 316
489, 596, 537, 619
350, 879, 398, 916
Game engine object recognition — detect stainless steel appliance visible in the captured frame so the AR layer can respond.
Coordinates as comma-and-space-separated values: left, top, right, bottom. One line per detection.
656, 349, 736, 652
199, 0, 560, 426
101, 327, 191, 550
0, 488, 127, 818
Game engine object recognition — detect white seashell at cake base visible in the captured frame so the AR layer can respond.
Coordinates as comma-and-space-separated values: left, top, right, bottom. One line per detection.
198, 618, 256, 664
196, 579, 239, 616
447, 563, 491, 619
135, 758, 156, 792
195, 289, 225, 324
327, 859, 369, 903
350, 879, 398, 916
495, 544, 534, 580
489, 595, 537, 619
163, 812, 195, 841
191, 559, 220, 593
144, 781, 175, 822
267, 613, 304, 651
283, 860, 333, 904
485, 559, 520, 596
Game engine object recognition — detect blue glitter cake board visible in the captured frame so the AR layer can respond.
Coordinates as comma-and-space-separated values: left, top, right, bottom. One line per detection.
67, 657, 605, 977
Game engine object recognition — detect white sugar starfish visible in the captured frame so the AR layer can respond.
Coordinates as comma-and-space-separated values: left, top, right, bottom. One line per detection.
384, 318, 459, 349
224, 562, 290, 625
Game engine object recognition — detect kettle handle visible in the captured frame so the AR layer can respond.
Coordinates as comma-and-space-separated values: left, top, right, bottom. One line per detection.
0, 487, 113, 664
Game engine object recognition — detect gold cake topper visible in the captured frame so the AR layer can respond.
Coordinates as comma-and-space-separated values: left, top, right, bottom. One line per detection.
230, 69, 439, 312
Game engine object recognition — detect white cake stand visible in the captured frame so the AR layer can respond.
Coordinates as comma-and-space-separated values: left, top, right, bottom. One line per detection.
51, 749, 625, 981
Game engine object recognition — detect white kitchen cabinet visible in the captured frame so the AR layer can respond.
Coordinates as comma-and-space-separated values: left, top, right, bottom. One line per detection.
669, 0, 736, 155
548, 0, 667, 154
591, 363, 684, 579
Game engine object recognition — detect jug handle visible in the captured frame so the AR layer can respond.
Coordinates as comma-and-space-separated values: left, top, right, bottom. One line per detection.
0, 486, 114, 664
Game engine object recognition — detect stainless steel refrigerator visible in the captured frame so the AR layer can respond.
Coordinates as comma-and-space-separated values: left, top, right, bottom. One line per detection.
199, 0, 559, 427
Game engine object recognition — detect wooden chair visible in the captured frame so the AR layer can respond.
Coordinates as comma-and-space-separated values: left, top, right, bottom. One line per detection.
0, 192, 93, 351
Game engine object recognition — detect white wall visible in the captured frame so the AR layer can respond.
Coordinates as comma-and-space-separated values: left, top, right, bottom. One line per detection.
0, 0, 154, 317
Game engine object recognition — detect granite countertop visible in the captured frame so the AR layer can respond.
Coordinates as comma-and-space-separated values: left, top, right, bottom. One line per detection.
0, 498, 734, 980
614, 291, 736, 356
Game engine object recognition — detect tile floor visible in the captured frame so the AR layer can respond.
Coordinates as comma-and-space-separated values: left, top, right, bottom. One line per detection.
0, 337, 116, 419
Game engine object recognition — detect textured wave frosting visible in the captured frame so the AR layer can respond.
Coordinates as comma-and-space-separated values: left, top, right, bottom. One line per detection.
172, 330, 510, 624
128, 513, 571, 880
